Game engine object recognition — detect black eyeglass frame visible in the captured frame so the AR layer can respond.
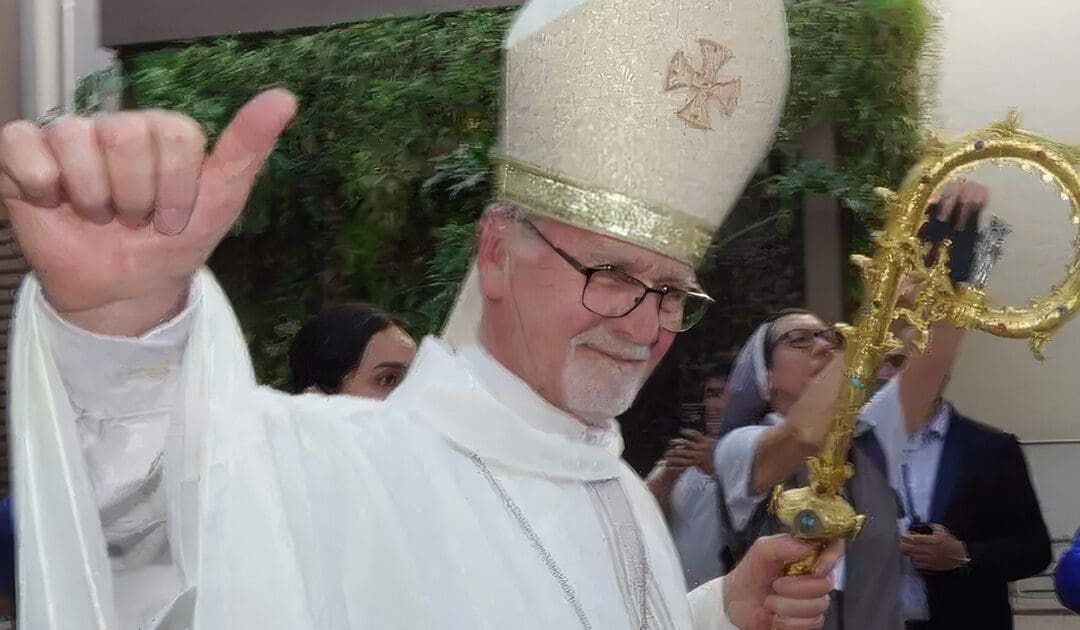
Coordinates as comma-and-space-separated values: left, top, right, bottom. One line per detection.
522, 220, 714, 333
768, 327, 846, 356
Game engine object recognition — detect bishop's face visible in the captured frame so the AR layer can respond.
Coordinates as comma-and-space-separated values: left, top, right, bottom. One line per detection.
477, 212, 697, 426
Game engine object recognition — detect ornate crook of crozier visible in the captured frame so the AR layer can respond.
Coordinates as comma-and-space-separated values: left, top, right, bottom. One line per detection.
769, 113, 1080, 579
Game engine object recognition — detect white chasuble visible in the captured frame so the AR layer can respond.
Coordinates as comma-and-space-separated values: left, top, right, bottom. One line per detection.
13, 269, 732, 629
195, 341, 733, 629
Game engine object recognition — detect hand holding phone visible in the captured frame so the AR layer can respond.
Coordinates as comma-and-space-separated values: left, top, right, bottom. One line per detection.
922, 181, 989, 284
908, 523, 934, 536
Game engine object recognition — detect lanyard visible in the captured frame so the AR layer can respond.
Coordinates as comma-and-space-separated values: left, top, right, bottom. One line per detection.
901, 462, 922, 524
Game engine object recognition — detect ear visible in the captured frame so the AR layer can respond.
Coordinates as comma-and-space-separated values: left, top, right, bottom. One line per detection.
476, 210, 517, 301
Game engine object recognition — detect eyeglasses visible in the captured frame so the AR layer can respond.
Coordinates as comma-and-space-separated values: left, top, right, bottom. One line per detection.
771, 327, 845, 353
523, 221, 714, 333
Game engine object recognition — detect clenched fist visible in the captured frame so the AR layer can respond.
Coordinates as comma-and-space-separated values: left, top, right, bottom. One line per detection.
0, 89, 297, 336
725, 536, 841, 630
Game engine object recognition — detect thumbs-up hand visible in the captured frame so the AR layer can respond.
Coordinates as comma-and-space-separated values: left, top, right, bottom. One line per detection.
0, 89, 297, 336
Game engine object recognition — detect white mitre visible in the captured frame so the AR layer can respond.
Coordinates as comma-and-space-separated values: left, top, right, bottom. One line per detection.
442, 0, 790, 347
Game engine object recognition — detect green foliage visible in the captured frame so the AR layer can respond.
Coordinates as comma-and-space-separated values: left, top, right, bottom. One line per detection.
81, 10, 510, 383
410, 220, 477, 331
778, 0, 937, 311
77, 1, 933, 382
772, 0, 937, 245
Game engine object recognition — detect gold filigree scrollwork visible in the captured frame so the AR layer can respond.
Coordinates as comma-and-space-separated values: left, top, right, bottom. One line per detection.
769, 113, 1080, 579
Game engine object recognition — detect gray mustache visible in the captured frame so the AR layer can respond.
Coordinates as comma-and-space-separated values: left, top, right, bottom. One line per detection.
574, 339, 651, 362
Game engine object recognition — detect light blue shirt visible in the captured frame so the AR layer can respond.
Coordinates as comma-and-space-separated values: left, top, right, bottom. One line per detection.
897, 402, 951, 621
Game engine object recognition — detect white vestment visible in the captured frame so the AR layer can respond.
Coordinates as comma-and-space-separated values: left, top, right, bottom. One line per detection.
12, 271, 246, 629
667, 469, 726, 590
13, 270, 733, 629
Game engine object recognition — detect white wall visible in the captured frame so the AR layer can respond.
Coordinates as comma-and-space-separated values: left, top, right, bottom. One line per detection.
19, 0, 113, 117
924, 8, 1080, 621
929, 12, 1080, 617
1, 0, 21, 125
70, 0, 112, 85
929, 0, 1080, 443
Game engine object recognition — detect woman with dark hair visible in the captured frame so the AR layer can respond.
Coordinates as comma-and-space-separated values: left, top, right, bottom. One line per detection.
287, 303, 417, 399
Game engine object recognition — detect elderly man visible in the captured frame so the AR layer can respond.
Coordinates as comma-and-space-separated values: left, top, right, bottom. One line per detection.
1, 0, 840, 628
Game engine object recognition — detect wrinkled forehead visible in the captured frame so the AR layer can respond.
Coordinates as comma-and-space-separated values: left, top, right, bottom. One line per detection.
529, 215, 699, 287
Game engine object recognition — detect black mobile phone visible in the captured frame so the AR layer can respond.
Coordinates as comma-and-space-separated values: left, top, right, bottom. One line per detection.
909, 523, 934, 536
679, 403, 706, 434
922, 219, 977, 284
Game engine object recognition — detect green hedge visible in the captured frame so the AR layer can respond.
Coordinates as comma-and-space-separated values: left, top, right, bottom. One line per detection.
82, 11, 511, 383
772, 0, 936, 303
76, 0, 935, 384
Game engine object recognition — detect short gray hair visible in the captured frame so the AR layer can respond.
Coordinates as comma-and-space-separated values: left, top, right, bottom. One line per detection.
480, 202, 528, 223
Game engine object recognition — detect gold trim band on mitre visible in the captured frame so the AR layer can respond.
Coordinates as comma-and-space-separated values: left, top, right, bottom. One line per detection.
493, 159, 714, 268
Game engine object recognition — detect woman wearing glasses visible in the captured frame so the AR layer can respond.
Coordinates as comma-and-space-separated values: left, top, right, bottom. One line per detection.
711, 182, 985, 630
710, 306, 956, 630
709, 177, 988, 627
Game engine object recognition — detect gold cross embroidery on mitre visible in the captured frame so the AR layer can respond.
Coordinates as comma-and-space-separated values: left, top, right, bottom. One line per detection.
663, 39, 742, 131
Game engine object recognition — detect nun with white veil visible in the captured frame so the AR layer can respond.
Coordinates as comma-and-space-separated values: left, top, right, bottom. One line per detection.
653, 310, 828, 588
710, 308, 907, 630
655, 178, 982, 627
